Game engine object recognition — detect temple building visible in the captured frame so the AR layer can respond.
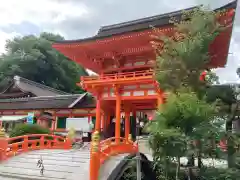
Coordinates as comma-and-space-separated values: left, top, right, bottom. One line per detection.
53, 1, 237, 142
0, 76, 152, 137
0, 1, 237, 147
52, 1, 237, 178
0, 75, 96, 133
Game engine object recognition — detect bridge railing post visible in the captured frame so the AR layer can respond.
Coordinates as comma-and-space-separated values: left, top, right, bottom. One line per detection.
0, 129, 8, 161
90, 131, 101, 180
22, 135, 29, 152
64, 137, 72, 149
40, 135, 45, 149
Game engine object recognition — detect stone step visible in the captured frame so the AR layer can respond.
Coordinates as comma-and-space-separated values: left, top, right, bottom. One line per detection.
0, 149, 90, 180
1, 162, 89, 172
0, 166, 78, 179
6, 160, 89, 168
0, 172, 65, 180
5, 157, 89, 166
11, 153, 90, 161
26, 149, 90, 157
0, 164, 89, 180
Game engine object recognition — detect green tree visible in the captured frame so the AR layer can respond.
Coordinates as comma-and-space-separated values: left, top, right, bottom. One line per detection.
0, 32, 88, 93
149, 92, 217, 179
206, 84, 240, 167
150, 6, 233, 179
153, 7, 223, 95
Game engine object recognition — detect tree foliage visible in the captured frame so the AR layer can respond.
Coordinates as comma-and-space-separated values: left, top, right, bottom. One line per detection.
153, 7, 223, 94
149, 6, 235, 179
149, 92, 219, 179
0, 32, 88, 93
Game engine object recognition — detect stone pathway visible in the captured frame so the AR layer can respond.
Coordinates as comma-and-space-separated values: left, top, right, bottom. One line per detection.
0, 149, 90, 180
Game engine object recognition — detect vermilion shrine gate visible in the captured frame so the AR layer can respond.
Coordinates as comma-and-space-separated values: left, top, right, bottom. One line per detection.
53, 1, 237, 179
0, 1, 236, 180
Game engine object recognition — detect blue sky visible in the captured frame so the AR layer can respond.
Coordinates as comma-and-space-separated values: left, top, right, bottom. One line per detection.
0, 0, 239, 82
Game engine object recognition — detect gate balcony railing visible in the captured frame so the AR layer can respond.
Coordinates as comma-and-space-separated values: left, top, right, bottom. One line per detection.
81, 70, 154, 83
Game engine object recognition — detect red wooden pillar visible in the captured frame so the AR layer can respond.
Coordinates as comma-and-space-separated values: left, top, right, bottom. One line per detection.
95, 95, 102, 131
132, 110, 136, 119
69, 110, 74, 118
157, 89, 164, 108
115, 88, 121, 143
106, 114, 111, 129
90, 94, 101, 180
101, 113, 105, 132
51, 112, 57, 133
88, 115, 91, 123
0, 138, 7, 161
125, 111, 130, 139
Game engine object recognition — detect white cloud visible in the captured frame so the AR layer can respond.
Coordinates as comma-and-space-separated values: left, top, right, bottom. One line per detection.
0, 0, 89, 52
0, 0, 89, 26
0, 30, 21, 53
215, 37, 240, 84
0, 0, 239, 83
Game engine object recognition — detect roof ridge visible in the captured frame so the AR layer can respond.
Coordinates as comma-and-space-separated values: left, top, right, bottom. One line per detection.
0, 94, 84, 103
98, 0, 237, 33
14, 75, 69, 95
98, 6, 198, 33
0, 80, 16, 94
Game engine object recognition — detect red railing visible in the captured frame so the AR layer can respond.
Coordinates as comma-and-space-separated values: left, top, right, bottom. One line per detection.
1, 134, 71, 159
81, 70, 154, 82
99, 137, 138, 163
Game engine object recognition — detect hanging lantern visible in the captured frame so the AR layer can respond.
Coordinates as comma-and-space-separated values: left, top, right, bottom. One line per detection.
199, 71, 207, 81
219, 139, 227, 152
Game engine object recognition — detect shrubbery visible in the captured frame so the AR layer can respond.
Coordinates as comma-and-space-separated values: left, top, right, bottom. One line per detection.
9, 124, 50, 137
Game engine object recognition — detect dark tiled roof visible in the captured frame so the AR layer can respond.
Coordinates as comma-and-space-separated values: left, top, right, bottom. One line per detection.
0, 76, 69, 97
74, 95, 96, 108
54, 1, 237, 44
97, 6, 196, 37
0, 93, 90, 110
0, 92, 32, 99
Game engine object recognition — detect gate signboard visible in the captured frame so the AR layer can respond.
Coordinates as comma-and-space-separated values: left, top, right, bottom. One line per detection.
27, 112, 34, 124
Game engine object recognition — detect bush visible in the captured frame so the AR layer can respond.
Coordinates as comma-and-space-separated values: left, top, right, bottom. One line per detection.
9, 124, 50, 137
200, 168, 240, 180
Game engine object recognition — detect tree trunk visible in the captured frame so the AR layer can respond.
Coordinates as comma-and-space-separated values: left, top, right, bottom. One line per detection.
176, 156, 180, 180
226, 103, 238, 168
197, 140, 202, 168
187, 153, 195, 167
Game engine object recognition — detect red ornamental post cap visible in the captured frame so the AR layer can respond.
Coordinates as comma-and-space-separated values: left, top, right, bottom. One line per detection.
227, 9, 235, 17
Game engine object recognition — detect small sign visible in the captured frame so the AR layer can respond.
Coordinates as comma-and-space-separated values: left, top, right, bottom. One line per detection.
27, 112, 34, 124
148, 116, 153, 121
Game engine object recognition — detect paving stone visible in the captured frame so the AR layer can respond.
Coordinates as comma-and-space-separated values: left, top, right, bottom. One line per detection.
0, 149, 90, 180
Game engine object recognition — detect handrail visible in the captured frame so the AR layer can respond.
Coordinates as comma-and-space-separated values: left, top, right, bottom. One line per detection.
99, 137, 128, 150
81, 70, 154, 81
98, 137, 138, 164
7, 134, 65, 142
5, 134, 71, 158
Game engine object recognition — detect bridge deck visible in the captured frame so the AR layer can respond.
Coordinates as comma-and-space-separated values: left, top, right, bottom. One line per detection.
0, 148, 90, 180
0, 138, 153, 180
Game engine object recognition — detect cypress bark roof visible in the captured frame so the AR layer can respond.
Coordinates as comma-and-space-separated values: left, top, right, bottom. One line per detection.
0, 93, 95, 110
56, 0, 237, 44
0, 76, 69, 99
